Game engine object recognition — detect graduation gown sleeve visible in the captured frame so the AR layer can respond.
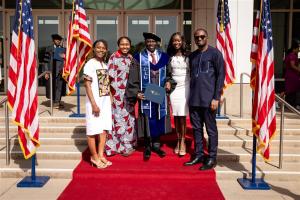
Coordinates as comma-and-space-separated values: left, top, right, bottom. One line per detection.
125, 58, 141, 105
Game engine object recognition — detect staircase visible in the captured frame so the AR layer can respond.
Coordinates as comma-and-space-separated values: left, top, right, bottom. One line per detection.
0, 116, 300, 182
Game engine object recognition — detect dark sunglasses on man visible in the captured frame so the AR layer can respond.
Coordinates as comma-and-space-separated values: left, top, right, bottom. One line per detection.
194, 35, 207, 40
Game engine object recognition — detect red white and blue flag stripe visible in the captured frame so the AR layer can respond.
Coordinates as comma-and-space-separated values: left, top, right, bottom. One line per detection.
7, 0, 40, 159
216, 0, 235, 90
63, 0, 92, 95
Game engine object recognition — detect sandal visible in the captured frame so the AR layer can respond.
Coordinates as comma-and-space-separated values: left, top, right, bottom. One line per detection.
179, 140, 186, 156
90, 157, 107, 169
99, 156, 112, 166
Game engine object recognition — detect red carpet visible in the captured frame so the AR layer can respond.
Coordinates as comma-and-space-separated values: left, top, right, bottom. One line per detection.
58, 117, 225, 200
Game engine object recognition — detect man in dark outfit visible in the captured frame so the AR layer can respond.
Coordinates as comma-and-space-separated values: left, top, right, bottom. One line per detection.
184, 28, 225, 170
125, 32, 175, 160
43, 34, 66, 108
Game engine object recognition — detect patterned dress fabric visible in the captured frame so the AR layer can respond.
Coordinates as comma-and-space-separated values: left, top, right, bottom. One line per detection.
105, 50, 136, 156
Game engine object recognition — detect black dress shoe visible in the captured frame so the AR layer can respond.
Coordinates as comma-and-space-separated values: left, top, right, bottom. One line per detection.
152, 148, 166, 158
144, 147, 151, 160
199, 159, 217, 170
184, 157, 205, 166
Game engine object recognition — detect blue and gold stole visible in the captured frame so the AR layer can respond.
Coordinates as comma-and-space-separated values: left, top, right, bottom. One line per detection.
135, 49, 169, 119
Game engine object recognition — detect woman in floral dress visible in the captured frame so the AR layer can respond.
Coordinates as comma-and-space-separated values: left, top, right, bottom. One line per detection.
106, 36, 136, 156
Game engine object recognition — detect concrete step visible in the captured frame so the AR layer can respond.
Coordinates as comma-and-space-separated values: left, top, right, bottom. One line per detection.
1, 159, 299, 181
0, 137, 86, 146
227, 118, 300, 126
0, 145, 86, 160
0, 117, 299, 126
1, 126, 300, 136
1, 145, 300, 163
0, 116, 85, 123
2, 158, 299, 181
1, 135, 300, 148
215, 161, 300, 181
0, 126, 87, 134
0, 159, 79, 179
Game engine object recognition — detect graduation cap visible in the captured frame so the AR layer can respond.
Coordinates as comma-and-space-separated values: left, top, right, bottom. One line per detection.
51, 34, 63, 41
143, 32, 161, 42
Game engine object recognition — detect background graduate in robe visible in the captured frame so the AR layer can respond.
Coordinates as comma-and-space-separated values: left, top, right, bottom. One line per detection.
125, 32, 176, 160
43, 34, 66, 108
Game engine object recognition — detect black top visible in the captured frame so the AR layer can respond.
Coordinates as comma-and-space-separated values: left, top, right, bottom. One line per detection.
188, 45, 225, 107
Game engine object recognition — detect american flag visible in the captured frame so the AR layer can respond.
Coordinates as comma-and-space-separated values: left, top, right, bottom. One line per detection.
7, 0, 40, 159
63, 0, 92, 95
252, 0, 276, 160
250, 10, 260, 89
216, 0, 235, 90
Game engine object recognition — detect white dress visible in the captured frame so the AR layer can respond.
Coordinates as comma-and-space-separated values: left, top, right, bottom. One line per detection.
170, 56, 190, 116
83, 58, 112, 135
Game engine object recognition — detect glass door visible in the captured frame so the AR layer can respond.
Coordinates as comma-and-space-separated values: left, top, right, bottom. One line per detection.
125, 14, 179, 54
155, 15, 178, 50
95, 15, 119, 53
126, 15, 150, 54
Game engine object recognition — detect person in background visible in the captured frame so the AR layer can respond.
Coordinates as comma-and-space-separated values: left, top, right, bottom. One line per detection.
284, 39, 300, 108
106, 36, 137, 157
43, 34, 66, 108
83, 39, 112, 169
126, 32, 176, 160
184, 28, 225, 170
166, 32, 190, 156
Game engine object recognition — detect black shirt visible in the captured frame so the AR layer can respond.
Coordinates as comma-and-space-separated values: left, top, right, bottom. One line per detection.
188, 45, 225, 107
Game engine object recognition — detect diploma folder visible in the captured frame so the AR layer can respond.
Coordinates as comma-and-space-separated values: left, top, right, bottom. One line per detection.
53, 47, 66, 61
144, 83, 166, 105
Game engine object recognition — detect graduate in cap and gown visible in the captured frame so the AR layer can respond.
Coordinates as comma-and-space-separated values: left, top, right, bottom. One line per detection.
125, 32, 176, 160
43, 34, 66, 108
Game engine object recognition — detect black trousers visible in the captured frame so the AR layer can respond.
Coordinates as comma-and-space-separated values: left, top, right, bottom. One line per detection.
140, 114, 161, 150
189, 106, 218, 160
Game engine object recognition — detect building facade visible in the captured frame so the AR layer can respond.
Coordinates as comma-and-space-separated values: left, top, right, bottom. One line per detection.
0, 0, 299, 114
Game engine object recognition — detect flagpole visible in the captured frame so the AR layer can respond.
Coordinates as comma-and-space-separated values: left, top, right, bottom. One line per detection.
216, 98, 228, 119
237, 0, 271, 190
69, 77, 85, 118
17, 154, 50, 187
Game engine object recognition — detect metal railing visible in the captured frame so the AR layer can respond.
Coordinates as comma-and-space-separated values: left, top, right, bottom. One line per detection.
38, 71, 53, 116
0, 97, 9, 166
1, 71, 52, 166
239, 72, 300, 168
276, 94, 300, 168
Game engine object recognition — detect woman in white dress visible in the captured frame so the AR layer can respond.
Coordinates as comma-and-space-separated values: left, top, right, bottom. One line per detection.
166, 32, 190, 156
83, 39, 112, 168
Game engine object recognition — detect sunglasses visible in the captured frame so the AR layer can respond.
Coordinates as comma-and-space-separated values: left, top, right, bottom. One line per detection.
194, 35, 207, 40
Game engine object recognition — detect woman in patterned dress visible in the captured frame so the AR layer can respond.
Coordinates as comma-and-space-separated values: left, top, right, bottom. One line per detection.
166, 32, 190, 156
106, 36, 136, 156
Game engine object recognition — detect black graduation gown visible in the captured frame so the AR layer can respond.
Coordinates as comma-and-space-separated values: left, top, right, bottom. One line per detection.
125, 57, 176, 139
